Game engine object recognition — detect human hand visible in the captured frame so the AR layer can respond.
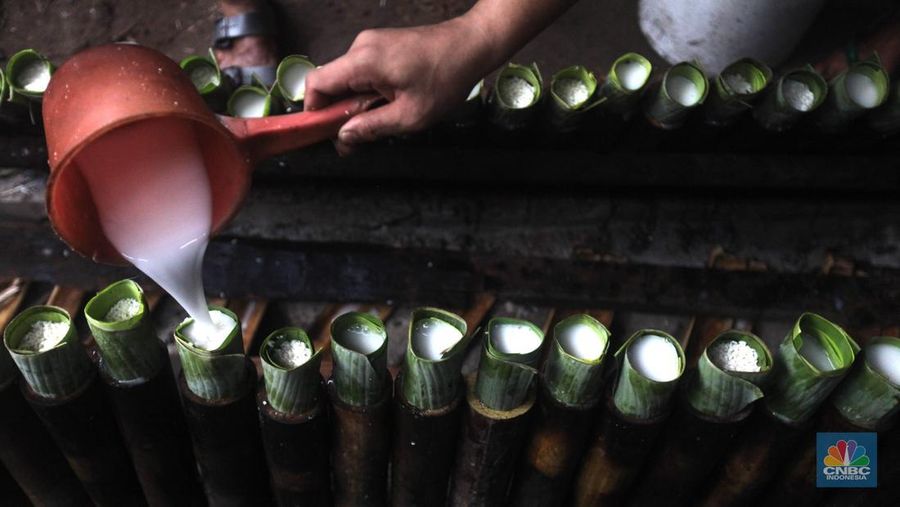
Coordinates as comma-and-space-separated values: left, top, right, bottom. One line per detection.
304, 17, 492, 154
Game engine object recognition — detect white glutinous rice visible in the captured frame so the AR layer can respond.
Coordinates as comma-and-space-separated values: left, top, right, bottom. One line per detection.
724, 73, 754, 95
232, 92, 268, 118
412, 317, 463, 360
628, 333, 681, 382
270, 339, 312, 368
845, 72, 880, 109
19, 320, 69, 352
709, 340, 761, 372
182, 310, 236, 351
558, 323, 604, 361
783, 79, 815, 111
499, 76, 536, 108
555, 78, 590, 107
338, 321, 384, 355
617, 60, 650, 91
105, 297, 141, 322
281, 62, 312, 100
666, 75, 701, 106
866, 342, 900, 385
18, 61, 51, 92
798, 332, 836, 371
491, 323, 542, 355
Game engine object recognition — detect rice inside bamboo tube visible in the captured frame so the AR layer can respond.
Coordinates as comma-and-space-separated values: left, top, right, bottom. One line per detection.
510, 314, 610, 507
391, 308, 470, 507
630, 330, 773, 507
329, 312, 391, 507
597, 52, 653, 117
487, 62, 543, 131
448, 318, 545, 506
548, 65, 599, 133
258, 327, 330, 506
573, 329, 685, 506
174, 305, 247, 400
752, 66, 827, 132
642, 61, 708, 129
4, 305, 145, 505
704, 58, 773, 126
815, 55, 890, 132
698, 313, 858, 507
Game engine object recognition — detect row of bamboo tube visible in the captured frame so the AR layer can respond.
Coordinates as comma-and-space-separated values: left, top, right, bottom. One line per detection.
0, 251, 896, 507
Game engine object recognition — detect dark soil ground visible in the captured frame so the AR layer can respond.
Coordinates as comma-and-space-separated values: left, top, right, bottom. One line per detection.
0, 0, 895, 80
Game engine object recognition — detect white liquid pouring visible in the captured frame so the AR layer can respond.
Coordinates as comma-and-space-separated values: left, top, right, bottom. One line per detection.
77, 117, 215, 331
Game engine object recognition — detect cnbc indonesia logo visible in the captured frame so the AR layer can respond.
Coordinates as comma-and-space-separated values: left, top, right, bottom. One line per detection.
817, 433, 877, 488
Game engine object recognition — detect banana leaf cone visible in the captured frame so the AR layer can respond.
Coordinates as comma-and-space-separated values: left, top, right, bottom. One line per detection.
0, 322, 90, 506
258, 327, 330, 506
391, 308, 470, 507
84, 280, 203, 506
4, 305, 144, 506
274, 54, 316, 112
753, 66, 828, 133
0, 56, 44, 133
180, 49, 234, 113
448, 318, 546, 506
487, 62, 543, 145
510, 315, 611, 507
764, 336, 899, 507
328, 312, 391, 507
572, 329, 686, 506
594, 53, 653, 151
5, 49, 53, 104
174, 306, 272, 505
632, 61, 708, 152
704, 58, 773, 127
697, 313, 858, 507
629, 330, 773, 507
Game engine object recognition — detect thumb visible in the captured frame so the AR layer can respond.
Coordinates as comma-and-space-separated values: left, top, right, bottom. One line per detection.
337, 100, 415, 145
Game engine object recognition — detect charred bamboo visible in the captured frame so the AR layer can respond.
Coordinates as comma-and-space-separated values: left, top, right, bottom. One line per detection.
258, 386, 331, 507
329, 377, 392, 507
98, 346, 204, 506
448, 375, 537, 507
21, 375, 146, 506
0, 378, 90, 506
179, 359, 272, 505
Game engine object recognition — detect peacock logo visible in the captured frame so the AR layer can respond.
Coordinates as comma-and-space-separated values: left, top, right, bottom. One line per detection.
823, 439, 870, 467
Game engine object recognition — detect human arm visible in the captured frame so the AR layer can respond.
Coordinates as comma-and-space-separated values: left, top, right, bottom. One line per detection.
303, 0, 578, 151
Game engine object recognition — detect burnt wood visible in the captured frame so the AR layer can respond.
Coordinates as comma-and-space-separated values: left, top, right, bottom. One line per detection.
0, 378, 90, 506
99, 345, 204, 507
21, 372, 146, 507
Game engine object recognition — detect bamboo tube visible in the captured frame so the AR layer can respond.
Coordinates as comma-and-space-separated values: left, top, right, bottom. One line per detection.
448, 317, 546, 506
704, 58, 772, 126
815, 55, 890, 133
4, 305, 145, 506
547, 66, 599, 133
642, 61, 708, 129
488, 62, 543, 133
329, 312, 391, 507
275, 55, 316, 107
573, 329, 686, 506
180, 49, 234, 112
5, 49, 54, 103
752, 66, 827, 132
698, 313, 858, 507
84, 280, 203, 506
0, 350, 90, 506
391, 308, 470, 507
597, 52, 653, 118
175, 306, 272, 505
258, 327, 330, 506
765, 336, 900, 506
629, 330, 773, 507
510, 314, 611, 506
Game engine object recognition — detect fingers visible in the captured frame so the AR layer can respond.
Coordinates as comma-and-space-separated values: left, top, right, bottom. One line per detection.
304, 54, 373, 111
338, 99, 416, 144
